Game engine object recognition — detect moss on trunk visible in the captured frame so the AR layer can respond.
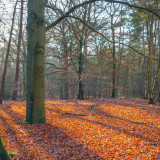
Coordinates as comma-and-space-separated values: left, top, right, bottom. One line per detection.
0, 136, 12, 160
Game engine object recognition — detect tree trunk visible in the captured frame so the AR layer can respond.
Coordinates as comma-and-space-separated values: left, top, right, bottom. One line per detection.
22, 54, 26, 100
77, 40, 84, 100
158, 90, 160, 102
12, 0, 24, 101
116, 5, 123, 97
63, 69, 69, 100
0, 0, 18, 104
111, 15, 116, 98
61, 21, 69, 100
149, 21, 160, 104
26, 0, 47, 123
144, 22, 152, 99
0, 135, 12, 160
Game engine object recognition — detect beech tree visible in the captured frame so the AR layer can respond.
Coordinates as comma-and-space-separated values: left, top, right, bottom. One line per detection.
24, 0, 160, 124
26, 0, 47, 123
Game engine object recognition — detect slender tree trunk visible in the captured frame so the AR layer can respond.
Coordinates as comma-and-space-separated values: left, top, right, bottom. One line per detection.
111, 15, 116, 98
63, 68, 69, 100
0, 135, 12, 160
82, 4, 91, 90
142, 23, 146, 98
144, 23, 152, 99
127, 68, 131, 98
77, 40, 84, 100
22, 54, 26, 100
124, 66, 128, 97
12, 0, 24, 101
26, 0, 47, 123
149, 21, 160, 104
149, 62, 160, 104
59, 87, 63, 100
144, 53, 150, 99
61, 21, 69, 100
158, 91, 160, 102
0, 0, 18, 104
116, 5, 123, 97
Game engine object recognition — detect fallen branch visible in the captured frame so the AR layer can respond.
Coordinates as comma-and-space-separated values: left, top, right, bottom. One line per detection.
61, 112, 86, 116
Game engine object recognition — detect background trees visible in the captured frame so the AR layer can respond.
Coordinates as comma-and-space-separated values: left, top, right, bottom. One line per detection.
0, 0, 159, 157
0, 0, 159, 104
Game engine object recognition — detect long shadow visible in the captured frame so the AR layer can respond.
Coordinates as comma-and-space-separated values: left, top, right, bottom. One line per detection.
95, 108, 160, 139
91, 98, 160, 117
48, 102, 156, 126
47, 104, 159, 130
62, 114, 160, 147
95, 108, 152, 125
0, 112, 34, 160
0, 105, 104, 160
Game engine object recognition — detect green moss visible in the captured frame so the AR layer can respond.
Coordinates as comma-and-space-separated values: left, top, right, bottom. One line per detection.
40, 118, 46, 124
8, 152, 18, 158
23, 120, 33, 124
23, 119, 46, 124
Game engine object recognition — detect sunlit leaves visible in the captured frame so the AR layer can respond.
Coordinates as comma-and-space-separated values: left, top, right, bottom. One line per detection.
0, 99, 160, 159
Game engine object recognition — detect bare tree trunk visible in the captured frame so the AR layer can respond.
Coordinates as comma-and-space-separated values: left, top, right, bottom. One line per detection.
22, 54, 26, 100
149, 21, 160, 104
26, 0, 47, 124
0, 135, 12, 160
0, 0, 18, 104
77, 5, 91, 100
77, 40, 84, 100
144, 22, 152, 99
116, 5, 123, 97
111, 15, 116, 98
61, 21, 69, 100
12, 0, 24, 101
142, 23, 146, 98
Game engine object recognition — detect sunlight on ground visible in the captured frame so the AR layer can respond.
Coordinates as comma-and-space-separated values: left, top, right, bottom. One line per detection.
0, 99, 160, 159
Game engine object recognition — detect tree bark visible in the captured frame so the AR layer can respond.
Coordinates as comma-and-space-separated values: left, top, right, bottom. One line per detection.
12, 0, 24, 101
61, 21, 69, 100
144, 22, 152, 99
0, 135, 12, 160
116, 6, 123, 97
111, 15, 116, 98
77, 40, 84, 100
149, 21, 160, 104
0, 0, 18, 104
26, 0, 47, 123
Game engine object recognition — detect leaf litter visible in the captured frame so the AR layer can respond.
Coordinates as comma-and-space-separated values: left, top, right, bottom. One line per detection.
0, 98, 160, 159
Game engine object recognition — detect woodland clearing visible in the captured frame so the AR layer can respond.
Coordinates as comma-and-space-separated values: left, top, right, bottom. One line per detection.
0, 98, 160, 159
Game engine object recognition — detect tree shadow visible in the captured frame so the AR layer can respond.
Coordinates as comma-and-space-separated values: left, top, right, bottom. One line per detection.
91, 98, 160, 117
95, 108, 151, 125
0, 112, 33, 160
0, 105, 104, 160
62, 113, 160, 147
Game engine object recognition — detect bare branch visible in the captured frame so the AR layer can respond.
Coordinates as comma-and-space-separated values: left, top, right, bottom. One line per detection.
46, 0, 160, 31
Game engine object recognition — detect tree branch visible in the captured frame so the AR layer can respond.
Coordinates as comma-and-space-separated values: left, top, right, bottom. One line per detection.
46, 0, 160, 31
65, 15, 160, 63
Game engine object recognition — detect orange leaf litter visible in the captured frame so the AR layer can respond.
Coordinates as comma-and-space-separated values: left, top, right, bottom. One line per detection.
0, 98, 160, 159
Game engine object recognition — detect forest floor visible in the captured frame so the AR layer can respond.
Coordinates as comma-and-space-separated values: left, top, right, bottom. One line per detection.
0, 98, 160, 160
